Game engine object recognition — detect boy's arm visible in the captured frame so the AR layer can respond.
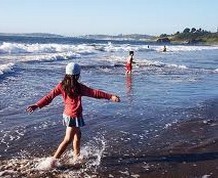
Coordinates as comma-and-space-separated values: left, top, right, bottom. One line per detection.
131, 57, 136, 64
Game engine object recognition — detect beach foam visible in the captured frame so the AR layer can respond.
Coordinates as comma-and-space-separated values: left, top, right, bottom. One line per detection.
36, 157, 60, 171
1, 42, 218, 56
0, 63, 15, 75
0, 137, 106, 177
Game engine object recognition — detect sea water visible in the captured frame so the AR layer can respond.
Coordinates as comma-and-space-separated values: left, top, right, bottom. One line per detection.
0, 35, 217, 177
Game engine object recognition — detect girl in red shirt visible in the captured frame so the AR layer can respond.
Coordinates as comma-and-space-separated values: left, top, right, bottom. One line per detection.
26, 62, 120, 167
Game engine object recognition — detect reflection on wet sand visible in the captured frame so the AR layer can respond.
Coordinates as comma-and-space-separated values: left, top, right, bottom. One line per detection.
125, 75, 134, 104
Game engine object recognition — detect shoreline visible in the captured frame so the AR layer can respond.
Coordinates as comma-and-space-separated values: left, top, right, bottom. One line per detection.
0, 117, 217, 177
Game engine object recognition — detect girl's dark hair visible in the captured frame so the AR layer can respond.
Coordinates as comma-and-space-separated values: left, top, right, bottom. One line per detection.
61, 74, 80, 98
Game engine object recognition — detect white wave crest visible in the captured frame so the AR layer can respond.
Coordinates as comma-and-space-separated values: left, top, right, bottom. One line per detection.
0, 63, 15, 75
1, 42, 217, 56
152, 45, 218, 53
0, 42, 97, 55
166, 63, 188, 69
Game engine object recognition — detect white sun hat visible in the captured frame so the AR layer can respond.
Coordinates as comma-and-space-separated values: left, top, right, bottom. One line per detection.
66, 62, 81, 75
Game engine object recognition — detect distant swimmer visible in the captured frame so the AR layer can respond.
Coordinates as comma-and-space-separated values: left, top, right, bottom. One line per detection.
125, 51, 135, 75
163, 45, 167, 52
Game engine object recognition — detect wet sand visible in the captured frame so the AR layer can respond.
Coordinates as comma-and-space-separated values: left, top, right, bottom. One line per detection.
99, 118, 218, 178
1, 117, 217, 178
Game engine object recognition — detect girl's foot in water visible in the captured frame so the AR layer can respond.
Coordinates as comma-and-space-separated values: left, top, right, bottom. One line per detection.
71, 154, 84, 164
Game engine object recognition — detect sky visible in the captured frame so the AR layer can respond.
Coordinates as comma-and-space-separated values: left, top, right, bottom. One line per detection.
0, 0, 218, 36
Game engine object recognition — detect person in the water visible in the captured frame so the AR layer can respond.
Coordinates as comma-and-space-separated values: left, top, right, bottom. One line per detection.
26, 62, 120, 167
125, 50, 135, 75
163, 45, 167, 52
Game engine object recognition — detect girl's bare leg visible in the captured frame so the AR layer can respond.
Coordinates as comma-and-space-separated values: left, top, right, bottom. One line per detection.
73, 128, 81, 159
53, 127, 75, 159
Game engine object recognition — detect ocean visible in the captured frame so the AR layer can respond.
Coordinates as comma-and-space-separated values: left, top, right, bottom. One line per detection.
0, 35, 218, 177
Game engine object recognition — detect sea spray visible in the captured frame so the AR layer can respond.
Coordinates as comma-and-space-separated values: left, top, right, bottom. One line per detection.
0, 63, 14, 75
0, 136, 107, 177
35, 157, 61, 171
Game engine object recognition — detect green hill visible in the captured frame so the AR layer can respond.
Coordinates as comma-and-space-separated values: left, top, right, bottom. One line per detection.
158, 28, 218, 45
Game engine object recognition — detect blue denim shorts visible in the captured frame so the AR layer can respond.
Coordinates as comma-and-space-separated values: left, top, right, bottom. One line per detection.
63, 114, 85, 127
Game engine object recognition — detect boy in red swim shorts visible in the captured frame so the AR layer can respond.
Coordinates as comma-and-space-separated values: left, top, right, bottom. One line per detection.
125, 51, 135, 75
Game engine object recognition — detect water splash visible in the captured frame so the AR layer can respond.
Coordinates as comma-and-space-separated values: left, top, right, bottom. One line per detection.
0, 136, 106, 177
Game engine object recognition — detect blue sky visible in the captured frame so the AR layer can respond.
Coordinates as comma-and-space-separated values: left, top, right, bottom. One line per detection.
0, 0, 218, 36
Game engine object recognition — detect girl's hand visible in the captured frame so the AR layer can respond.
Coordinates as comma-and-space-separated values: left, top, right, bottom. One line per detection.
111, 95, 120, 102
26, 104, 38, 113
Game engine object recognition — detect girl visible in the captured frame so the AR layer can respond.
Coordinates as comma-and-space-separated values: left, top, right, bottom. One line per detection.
26, 62, 120, 166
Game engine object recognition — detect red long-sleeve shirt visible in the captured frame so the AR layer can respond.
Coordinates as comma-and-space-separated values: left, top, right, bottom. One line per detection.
36, 83, 112, 117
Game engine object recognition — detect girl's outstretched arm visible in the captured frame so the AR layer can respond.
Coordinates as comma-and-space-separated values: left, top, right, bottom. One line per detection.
26, 83, 62, 114
80, 84, 120, 101
26, 104, 38, 113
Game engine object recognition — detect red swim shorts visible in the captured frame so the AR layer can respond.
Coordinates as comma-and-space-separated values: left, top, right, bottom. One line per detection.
126, 63, 132, 71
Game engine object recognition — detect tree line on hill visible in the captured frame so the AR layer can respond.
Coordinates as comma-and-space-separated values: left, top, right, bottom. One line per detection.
158, 27, 218, 44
